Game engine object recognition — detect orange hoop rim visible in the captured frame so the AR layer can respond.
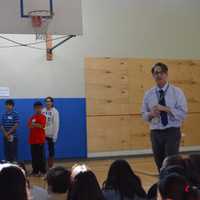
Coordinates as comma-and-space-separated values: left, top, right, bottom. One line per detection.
28, 10, 53, 19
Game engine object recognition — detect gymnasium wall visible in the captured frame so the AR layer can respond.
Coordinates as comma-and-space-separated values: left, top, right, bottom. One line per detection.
0, 0, 200, 159
0, 99, 87, 160
86, 58, 200, 155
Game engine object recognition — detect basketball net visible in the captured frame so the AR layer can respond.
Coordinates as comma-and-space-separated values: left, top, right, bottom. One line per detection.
28, 10, 53, 40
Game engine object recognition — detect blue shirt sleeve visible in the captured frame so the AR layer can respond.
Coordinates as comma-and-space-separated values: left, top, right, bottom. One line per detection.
0, 113, 4, 127
13, 112, 20, 124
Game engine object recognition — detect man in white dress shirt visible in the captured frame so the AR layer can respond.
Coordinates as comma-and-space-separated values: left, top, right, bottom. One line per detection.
141, 62, 188, 171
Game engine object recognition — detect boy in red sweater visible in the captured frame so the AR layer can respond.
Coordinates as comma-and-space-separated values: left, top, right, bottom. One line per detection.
28, 101, 46, 176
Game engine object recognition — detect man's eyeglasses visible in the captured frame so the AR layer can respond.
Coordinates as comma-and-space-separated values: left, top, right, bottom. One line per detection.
153, 71, 166, 76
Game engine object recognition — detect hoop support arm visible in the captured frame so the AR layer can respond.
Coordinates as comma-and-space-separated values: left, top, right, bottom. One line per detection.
47, 35, 76, 54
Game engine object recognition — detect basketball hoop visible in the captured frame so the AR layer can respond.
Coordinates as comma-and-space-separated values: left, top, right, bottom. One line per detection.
28, 10, 53, 40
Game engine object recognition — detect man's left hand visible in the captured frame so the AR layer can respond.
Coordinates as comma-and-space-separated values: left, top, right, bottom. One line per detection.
154, 104, 171, 113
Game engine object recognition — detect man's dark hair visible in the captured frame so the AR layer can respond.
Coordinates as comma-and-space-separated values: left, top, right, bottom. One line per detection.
5, 99, 15, 107
47, 166, 70, 193
151, 62, 168, 74
33, 101, 43, 108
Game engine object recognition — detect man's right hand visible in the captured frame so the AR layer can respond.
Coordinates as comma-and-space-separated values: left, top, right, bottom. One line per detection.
149, 108, 160, 119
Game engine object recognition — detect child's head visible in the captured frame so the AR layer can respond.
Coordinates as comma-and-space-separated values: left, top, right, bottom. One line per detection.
161, 154, 200, 187
158, 173, 200, 200
160, 165, 186, 180
71, 164, 89, 182
33, 101, 43, 114
103, 159, 146, 198
46, 166, 70, 194
0, 163, 28, 200
161, 155, 186, 171
5, 99, 15, 111
45, 97, 54, 108
68, 164, 104, 200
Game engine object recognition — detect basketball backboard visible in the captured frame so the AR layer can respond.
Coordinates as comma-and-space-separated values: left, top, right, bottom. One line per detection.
0, 0, 83, 35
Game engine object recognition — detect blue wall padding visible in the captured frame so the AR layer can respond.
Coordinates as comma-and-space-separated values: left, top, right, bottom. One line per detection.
0, 98, 87, 161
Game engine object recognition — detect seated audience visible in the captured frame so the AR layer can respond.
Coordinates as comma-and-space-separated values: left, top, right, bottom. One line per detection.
149, 154, 200, 200
3, 154, 200, 200
18, 161, 48, 200
46, 166, 70, 200
158, 173, 200, 200
0, 163, 29, 200
161, 154, 200, 187
161, 154, 189, 170
102, 160, 147, 200
68, 164, 105, 200
188, 154, 200, 188
159, 165, 186, 180
147, 183, 157, 200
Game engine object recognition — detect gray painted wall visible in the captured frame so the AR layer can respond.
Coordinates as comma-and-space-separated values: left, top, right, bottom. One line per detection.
0, 0, 199, 98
